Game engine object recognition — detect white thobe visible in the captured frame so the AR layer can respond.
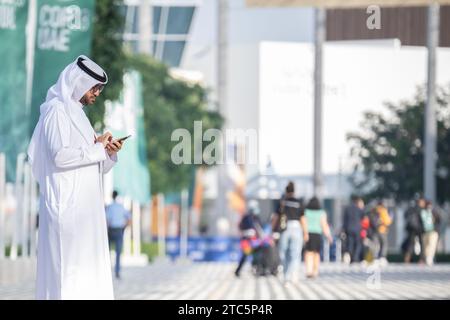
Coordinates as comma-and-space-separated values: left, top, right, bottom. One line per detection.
35, 99, 116, 300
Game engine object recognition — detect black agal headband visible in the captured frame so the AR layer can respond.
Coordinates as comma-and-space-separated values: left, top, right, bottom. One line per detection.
76, 57, 107, 83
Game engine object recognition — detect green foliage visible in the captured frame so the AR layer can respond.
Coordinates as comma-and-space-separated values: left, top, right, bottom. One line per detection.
128, 54, 224, 195
88, 3, 223, 195
141, 242, 159, 262
347, 86, 450, 203
88, 0, 127, 130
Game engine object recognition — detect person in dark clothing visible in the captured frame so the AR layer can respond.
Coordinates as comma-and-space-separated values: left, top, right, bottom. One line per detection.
403, 197, 425, 263
235, 200, 263, 277
343, 195, 365, 263
272, 182, 307, 283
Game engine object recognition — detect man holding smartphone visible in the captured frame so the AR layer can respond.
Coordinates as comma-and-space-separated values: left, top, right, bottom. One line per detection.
28, 55, 125, 300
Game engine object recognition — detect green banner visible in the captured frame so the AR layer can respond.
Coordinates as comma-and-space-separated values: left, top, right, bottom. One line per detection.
0, 0, 28, 181
105, 71, 151, 204
30, 0, 95, 129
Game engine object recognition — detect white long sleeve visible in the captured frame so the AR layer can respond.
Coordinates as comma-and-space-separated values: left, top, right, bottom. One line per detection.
44, 106, 107, 169
103, 152, 117, 173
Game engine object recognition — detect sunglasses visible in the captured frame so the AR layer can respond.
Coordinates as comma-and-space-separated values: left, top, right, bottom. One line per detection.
90, 84, 105, 94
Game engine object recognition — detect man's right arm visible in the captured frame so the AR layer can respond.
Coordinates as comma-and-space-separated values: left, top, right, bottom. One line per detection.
44, 106, 107, 169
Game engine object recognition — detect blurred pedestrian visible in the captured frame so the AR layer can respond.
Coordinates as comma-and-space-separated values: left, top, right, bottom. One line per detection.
272, 182, 307, 284
303, 197, 333, 278
235, 200, 262, 277
421, 200, 441, 266
360, 213, 373, 263
106, 191, 131, 279
370, 200, 392, 265
343, 195, 364, 263
403, 196, 425, 263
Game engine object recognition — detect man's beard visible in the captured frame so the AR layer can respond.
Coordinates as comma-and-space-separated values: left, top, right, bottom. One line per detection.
79, 96, 88, 105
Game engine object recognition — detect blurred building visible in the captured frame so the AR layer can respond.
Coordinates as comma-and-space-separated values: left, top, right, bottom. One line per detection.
122, 0, 200, 67
327, 6, 450, 47
122, 1, 450, 242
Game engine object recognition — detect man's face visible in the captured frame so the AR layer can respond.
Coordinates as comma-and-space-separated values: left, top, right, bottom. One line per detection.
357, 199, 364, 209
80, 83, 104, 105
418, 199, 426, 208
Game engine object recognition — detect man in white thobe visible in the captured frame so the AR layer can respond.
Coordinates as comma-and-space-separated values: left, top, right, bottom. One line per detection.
28, 55, 124, 300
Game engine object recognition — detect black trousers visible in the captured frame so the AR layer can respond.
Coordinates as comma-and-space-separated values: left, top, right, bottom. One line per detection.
346, 232, 362, 263
235, 252, 249, 275
403, 230, 424, 260
108, 227, 125, 277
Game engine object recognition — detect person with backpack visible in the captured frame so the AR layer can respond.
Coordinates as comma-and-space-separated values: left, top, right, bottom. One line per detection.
421, 200, 442, 266
272, 182, 307, 284
403, 197, 425, 263
235, 200, 263, 277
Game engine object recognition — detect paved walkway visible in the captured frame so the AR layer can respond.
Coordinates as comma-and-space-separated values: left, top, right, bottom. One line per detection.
1, 261, 450, 300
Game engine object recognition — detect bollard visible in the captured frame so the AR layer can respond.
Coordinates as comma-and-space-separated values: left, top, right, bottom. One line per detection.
132, 201, 141, 256
21, 163, 31, 257
335, 238, 342, 263
180, 189, 189, 261
0, 154, 5, 259
157, 193, 166, 258
323, 237, 330, 263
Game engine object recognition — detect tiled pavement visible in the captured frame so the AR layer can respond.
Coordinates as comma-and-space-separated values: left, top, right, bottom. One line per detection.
1, 261, 450, 300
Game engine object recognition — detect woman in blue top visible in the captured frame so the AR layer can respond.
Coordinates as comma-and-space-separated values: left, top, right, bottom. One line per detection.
303, 197, 333, 278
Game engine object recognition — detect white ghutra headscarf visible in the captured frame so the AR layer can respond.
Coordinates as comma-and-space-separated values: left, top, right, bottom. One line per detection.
27, 55, 108, 185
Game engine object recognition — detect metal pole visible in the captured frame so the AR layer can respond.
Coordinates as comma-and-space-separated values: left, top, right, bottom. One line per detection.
21, 163, 30, 257
26, 0, 37, 117
313, 7, 325, 199
180, 189, 189, 260
0, 154, 5, 259
132, 201, 141, 257
424, 3, 440, 204
216, 0, 229, 234
218, 0, 228, 117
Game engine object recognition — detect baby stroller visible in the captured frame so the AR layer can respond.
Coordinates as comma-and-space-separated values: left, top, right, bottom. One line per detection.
251, 230, 280, 277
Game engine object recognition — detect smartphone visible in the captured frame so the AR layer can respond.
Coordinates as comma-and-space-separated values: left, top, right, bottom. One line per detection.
116, 135, 131, 142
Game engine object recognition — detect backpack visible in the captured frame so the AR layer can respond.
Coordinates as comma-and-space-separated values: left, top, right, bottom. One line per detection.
405, 207, 423, 232
239, 214, 254, 231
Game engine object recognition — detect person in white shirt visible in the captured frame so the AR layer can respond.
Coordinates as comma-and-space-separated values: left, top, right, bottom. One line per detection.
28, 56, 125, 300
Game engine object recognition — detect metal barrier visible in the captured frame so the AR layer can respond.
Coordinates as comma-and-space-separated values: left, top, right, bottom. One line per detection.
0, 153, 38, 260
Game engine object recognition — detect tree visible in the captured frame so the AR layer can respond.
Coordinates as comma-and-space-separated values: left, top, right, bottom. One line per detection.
128, 54, 224, 195
88, 0, 127, 130
347, 86, 450, 204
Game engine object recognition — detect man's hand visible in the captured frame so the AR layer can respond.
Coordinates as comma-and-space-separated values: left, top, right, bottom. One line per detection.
96, 132, 112, 148
106, 139, 123, 157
